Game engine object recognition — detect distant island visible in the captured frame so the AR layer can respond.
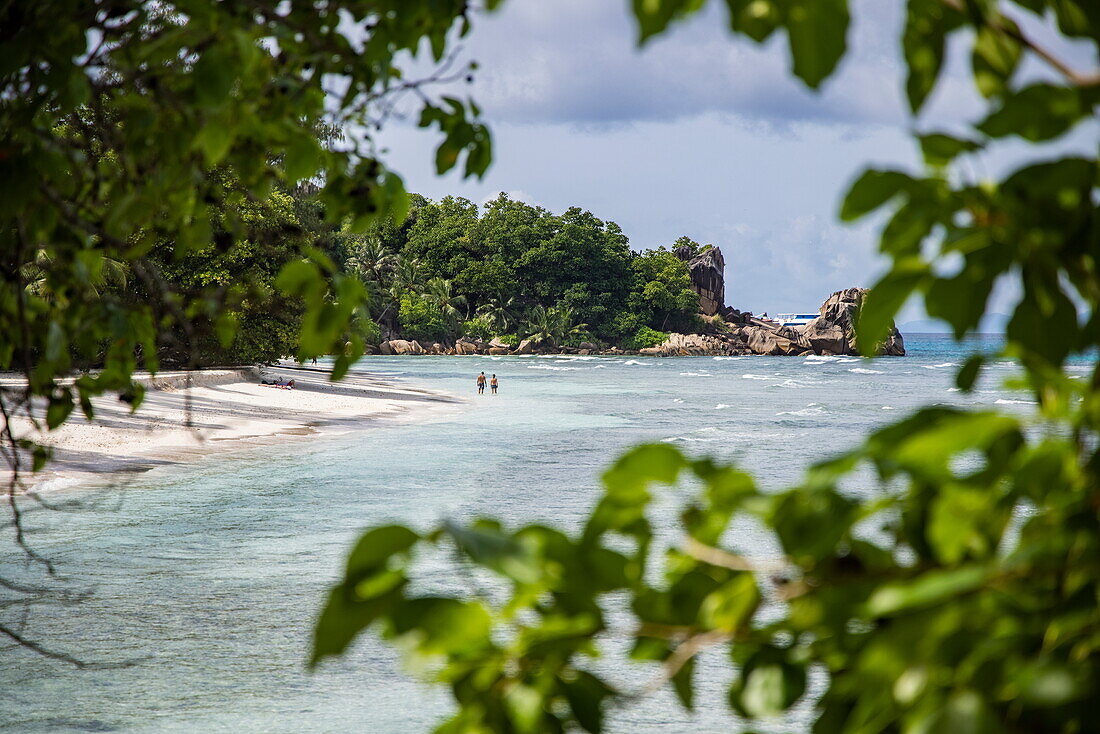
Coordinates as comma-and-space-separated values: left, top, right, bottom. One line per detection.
130, 189, 904, 364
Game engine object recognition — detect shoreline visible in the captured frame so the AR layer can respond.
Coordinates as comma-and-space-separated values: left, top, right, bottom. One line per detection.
4, 365, 461, 493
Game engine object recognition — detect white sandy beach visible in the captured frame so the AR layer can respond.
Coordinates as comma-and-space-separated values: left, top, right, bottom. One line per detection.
3, 365, 459, 491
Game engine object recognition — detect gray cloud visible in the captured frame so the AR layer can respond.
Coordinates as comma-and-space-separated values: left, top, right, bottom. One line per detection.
460, 0, 908, 128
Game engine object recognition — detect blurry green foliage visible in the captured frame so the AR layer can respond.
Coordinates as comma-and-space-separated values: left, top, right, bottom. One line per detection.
314, 1, 1100, 732
0, 0, 491, 436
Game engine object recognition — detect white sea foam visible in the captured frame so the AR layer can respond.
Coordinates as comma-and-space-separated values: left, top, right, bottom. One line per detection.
742, 374, 770, 380
680, 372, 712, 377
712, 356, 745, 361
715, 404, 731, 410
661, 427, 725, 443
995, 398, 1037, 405
848, 367, 883, 374
882, 406, 895, 410
947, 387, 961, 392
922, 362, 960, 369
776, 403, 826, 417
526, 364, 581, 371
672, 398, 685, 403
623, 360, 651, 366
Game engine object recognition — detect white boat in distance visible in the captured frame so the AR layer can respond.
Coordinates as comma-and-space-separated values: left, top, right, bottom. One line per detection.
774, 313, 818, 327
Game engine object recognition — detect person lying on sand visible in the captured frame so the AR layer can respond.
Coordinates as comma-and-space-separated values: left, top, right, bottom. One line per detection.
261, 378, 295, 389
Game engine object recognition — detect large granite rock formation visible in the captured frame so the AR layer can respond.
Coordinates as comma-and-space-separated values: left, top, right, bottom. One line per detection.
640, 288, 905, 357
801, 288, 905, 356
743, 324, 811, 356
674, 244, 725, 316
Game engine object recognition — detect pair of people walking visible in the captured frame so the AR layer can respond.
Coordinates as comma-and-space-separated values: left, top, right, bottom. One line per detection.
476, 372, 498, 395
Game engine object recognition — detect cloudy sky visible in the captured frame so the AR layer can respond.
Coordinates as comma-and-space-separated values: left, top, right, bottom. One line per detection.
374, 0, 1097, 323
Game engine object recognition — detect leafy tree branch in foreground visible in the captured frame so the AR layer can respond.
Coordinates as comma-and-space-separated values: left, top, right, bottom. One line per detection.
314, 1, 1100, 731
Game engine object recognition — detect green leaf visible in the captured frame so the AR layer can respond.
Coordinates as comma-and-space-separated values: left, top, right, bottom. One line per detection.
444, 521, 542, 584
214, 312, 239, 348
866, 565, 988, 616
784, 0, 849, 89
46, 390, 74, 430
672, 656, 695, 710
345, 525, 419, 579
918, 133, 982, 167
731, 650, 807, 717
563, 671, 613, 734
193, 45, 235, 110
195, 120, 235, 165
284, 134, 323, 182
856, 258, 929, 356
602, 442, 685, 493
771, 488, 856, 563
955, 354, 984, 392
276, 260, 324, 298
971, 22, 1021, 98
978, 84, 1088, 142
902, 0, 960, 113
1007, 275, 1079, 366
504, 683, 543, 734
390, 597, 493, 657
631, 0, 705, 44
699, 572, 759, 631
840, 169, 913, 221
928, 484, 1002, 563
311, 581, 406, 667
724, 0, 781, 42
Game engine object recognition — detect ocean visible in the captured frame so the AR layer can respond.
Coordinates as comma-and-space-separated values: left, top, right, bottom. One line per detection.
2, 335, 1087, 733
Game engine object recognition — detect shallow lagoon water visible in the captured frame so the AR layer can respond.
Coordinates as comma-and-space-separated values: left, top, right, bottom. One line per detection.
2, 335, 1083, 732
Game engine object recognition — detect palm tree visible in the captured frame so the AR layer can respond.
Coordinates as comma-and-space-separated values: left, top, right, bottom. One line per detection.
476, 295, 518, 334
345, 237, 395, 285
523, 304, 556, 345
550, 305, 588, 343
21, 249, 129, 301
424, 277, 467, 327
522, 304, 587, 346
392, 256, 423, 293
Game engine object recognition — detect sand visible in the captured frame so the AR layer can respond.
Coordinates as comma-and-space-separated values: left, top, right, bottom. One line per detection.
2, 364, 460, 491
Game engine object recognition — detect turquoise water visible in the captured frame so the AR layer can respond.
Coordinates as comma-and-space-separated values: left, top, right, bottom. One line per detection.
2, 336, 1090, 732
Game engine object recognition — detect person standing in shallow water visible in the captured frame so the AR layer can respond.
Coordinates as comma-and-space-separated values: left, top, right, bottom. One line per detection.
490, 374, 498, 394
476, 372, 486, 394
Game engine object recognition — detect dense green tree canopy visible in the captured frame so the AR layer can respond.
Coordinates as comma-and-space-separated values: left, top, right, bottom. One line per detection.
361, 193, 693, 343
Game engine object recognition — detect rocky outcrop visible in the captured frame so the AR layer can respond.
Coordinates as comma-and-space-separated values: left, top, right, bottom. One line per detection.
454, 338, 479, 355
674, 245, 725, 316
635, 288, 904, 357
380, 339, 425, 355
640, 332, 751, 357
799, 288, 905, 356
743, 325, 811, 356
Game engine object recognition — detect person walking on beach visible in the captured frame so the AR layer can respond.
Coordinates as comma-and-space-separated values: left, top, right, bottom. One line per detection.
477, 372, 486, 394
490, 374, 498, 394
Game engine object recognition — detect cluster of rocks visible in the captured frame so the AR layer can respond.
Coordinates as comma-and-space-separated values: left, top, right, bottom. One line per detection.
375, 336, 616, 357
640, 288, 905, 357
